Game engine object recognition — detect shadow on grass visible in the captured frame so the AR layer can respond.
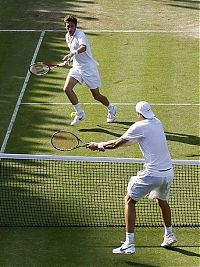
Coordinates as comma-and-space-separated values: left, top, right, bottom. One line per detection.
152, 0, 200, 10
79, 123, 200, 148
79, 126, 122, 138
165, 246, 200, 257
79, 121, 134, 138
165, 131, 200, 146
0, 0, 98, 30
125, 262, 159, 267
167, 0, 200, 11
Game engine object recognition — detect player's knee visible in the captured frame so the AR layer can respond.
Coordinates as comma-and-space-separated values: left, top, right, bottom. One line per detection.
125, 194, 135, 205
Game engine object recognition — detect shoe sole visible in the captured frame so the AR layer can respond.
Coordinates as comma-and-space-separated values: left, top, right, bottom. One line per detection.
113, 250, 135, 254
161, 240, 177, 247
113, 244, 135, 254
70, 115, 86, 126
107, 107, 117, 123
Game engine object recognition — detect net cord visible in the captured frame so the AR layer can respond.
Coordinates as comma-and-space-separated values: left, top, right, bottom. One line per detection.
0, 153, 199, 165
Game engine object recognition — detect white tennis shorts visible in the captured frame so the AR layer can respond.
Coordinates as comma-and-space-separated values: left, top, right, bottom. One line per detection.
127, 170, 174, 202
68, 65, 101, 89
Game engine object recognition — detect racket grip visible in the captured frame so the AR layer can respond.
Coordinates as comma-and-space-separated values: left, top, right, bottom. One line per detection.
85, 143, 91, 148
58, 61, 68, 67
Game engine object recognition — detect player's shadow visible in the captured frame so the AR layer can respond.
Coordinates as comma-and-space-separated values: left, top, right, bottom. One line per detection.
165, 246, 200, 257
125, 262, 159, 267
153, 0, 200, 10
79, 123, 200, 150
78, 127, 122, 137
79, 121, 134, 137
165, 131, 200, 146
168, 0, 200, 10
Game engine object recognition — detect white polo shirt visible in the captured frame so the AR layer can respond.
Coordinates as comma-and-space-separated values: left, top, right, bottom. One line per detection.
122, 117, 173, 176
65, 28, 98, 69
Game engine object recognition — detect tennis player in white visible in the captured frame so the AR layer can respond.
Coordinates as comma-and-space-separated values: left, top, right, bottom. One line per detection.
62, 15, 117, 126
88, 101, 177, 254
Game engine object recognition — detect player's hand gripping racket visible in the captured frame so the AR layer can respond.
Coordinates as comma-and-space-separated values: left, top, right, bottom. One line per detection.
51, 130, 89, 151
29, 61, 69, 76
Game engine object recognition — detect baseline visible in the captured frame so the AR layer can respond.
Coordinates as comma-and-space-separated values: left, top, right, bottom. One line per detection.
21, 102, 200, 106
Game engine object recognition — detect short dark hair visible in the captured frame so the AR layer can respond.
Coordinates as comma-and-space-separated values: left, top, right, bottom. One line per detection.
64, 15, 77, 26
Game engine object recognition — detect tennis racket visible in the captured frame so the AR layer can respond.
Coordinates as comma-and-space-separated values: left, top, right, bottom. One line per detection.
29, 61, 69, 76
51, 130, 89, 151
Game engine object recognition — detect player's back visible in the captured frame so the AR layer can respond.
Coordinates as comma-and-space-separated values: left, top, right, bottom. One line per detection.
138, 117, 172, 172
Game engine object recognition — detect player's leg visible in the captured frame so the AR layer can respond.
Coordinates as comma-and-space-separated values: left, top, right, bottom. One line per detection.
113, 174, 170, 254
124, 195, 136, 234
90, 88, 109, 106
154, 173, 176, 247
63, 75, 79, 104
83, 64, 117, 123
63, 75, 86, 126
113, 194, 136, 254
113, 174, 149, 255
156, 198, 172, 227
156, 198, 177, 247
90, 88, 117, 123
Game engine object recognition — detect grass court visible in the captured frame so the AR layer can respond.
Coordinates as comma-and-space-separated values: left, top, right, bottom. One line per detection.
0, 0, 199, 266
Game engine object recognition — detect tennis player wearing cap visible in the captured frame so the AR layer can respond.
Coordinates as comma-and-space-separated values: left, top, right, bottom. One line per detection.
88, 101, 177, 254
62, 15, 117, 126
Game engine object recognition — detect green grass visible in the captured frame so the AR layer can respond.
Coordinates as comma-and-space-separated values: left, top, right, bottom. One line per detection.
0, 32, 41, 143
0, 0, 199, 33
0, 1, 199, 267
0, 227, 199, 267
1, 32, 199, 159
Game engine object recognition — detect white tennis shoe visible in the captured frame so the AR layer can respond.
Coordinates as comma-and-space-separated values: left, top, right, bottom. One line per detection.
161, 233, 177, 247
70, 111, 86, 126
113, 242, 135, 254
107, 105, 117, 123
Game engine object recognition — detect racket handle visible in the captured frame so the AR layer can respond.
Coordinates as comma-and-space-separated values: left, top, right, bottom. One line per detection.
58, 61, 68, 67
85, 143, 91, 148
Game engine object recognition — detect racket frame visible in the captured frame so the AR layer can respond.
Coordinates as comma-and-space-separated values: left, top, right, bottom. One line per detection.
29, 61, 67, 76
51, 130, 88, 151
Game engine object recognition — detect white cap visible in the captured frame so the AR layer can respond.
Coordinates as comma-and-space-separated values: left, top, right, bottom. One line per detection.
136, 101, 155, 119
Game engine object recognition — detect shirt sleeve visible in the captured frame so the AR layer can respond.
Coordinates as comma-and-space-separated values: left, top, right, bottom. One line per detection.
65, 33, 70, 47
77, 31, 87, 46
121, 122, 144, 142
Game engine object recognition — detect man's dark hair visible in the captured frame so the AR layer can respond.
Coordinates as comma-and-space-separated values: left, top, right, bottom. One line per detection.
64, 15, 77, 26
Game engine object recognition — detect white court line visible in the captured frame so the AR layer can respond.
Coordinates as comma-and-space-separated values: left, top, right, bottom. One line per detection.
0, 31, 45, 153
21, 102, 200, 106
0, 29, 199, 33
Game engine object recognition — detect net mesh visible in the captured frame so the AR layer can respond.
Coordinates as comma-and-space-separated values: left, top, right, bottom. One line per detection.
0, 154, 199, 227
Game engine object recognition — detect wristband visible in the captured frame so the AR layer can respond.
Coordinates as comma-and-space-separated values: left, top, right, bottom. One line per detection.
97, 142, 104, 150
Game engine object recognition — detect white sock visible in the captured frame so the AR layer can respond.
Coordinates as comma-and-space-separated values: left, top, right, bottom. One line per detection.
107, 103, 113, 110
73, 104, 82, 114
125, 232, 134, 245
164, 226, 172, 236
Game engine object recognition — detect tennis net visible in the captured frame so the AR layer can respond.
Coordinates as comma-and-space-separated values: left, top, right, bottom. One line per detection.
0, 153, 199, 227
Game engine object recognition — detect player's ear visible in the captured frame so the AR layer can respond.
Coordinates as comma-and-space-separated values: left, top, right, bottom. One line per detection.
137, 112, 143, 120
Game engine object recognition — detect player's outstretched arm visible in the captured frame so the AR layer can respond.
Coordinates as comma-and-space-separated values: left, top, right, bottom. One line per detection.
88, 138, 134, 152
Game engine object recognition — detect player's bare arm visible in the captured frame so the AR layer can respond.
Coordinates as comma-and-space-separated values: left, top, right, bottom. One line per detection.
88, 138, 132, 151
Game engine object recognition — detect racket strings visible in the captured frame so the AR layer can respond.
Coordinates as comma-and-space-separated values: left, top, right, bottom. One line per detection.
52, 132, 78, 150
29, 62, 49, 76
